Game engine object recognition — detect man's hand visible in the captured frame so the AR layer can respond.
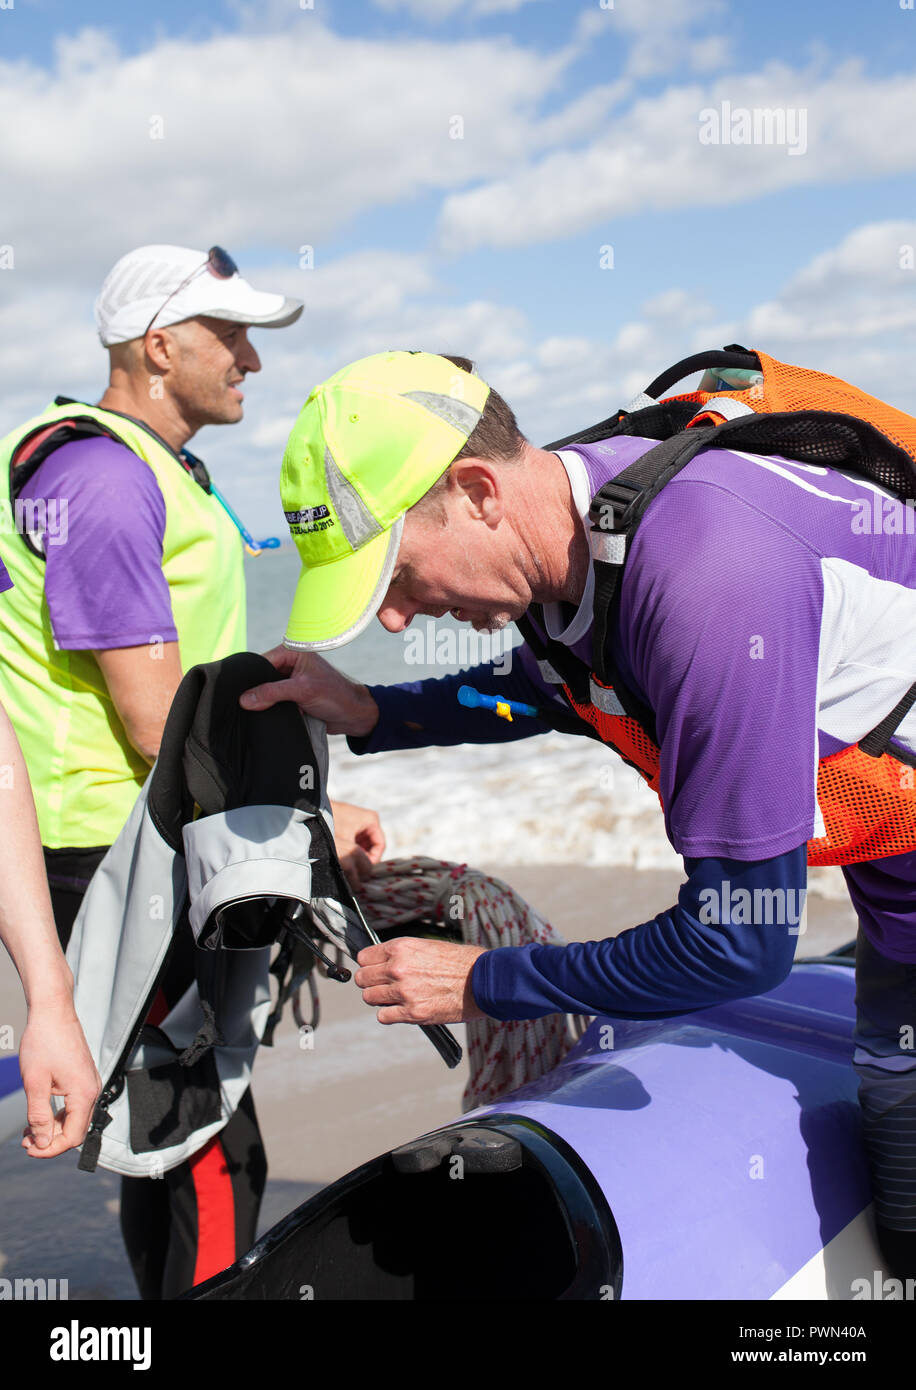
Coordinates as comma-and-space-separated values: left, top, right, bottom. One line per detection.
355, 938, 488, 1025
18, 1006, 101, 1158
240, 645, 379, 737
330, 799, 386, 893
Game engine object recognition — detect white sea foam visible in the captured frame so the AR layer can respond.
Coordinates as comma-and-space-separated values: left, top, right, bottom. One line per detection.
248, 552, 849, 901
325, 734, 849, 899
326, 730, 676, 869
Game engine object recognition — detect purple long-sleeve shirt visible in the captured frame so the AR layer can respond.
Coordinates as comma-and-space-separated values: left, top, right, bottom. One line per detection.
349, 434, 916, 1017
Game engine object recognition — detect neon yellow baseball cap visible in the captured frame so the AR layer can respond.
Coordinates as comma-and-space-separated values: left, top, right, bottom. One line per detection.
280, 351, 490, 650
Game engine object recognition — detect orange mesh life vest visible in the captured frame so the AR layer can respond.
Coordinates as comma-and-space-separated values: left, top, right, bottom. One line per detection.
521, 346, 916, 869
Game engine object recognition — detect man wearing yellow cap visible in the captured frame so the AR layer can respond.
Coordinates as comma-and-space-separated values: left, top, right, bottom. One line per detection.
241, 348, 916, 1284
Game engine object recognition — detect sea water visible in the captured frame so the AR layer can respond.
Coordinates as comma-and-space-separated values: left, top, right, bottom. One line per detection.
244, 548, 847, 897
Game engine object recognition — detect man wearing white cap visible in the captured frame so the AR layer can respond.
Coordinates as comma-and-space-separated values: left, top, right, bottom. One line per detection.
0, 244, 305, 1298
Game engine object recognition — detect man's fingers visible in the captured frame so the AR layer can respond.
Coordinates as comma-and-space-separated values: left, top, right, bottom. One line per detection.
23, 1086, 97, 1157
23, 1080, 54, 1150
339, 844, 374, 894
357, 823, 386, 862
58, 1105, 90, 1149
356, 943, 389, 967
354, 961, 395, 988
23, 1125, 67, 1159
60, 1079, 99, 1147
259, 644, 297, 672
375, 1005, 412, 1025
240, 677, 301, 711
360, 983, 405, 1008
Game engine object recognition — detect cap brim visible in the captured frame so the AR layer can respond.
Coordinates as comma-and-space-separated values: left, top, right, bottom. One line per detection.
205, 296, 304, 328
165, 274, 304, 331
283, 516, 404, 651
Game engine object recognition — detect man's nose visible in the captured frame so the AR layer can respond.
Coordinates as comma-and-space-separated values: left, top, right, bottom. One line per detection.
238, 331, 261, 374
376, 600, 414, 633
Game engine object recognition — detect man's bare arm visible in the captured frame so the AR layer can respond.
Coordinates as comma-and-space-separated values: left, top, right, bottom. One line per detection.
93, 642, 184, 763
0, 701, 100, 1154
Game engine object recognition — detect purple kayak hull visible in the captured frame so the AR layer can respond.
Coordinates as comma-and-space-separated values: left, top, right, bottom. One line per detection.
188, 955, 879, 1301
466, 961, 871, 1299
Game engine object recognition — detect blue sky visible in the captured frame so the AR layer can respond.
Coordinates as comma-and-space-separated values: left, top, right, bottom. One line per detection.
5, 0, 912, 75
1, 0, 915, 531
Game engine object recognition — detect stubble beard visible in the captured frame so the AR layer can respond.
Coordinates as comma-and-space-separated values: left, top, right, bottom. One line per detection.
471, 611, 511, 633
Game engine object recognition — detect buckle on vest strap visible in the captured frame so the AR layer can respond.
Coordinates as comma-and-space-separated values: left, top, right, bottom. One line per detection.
589, 478, 643, 533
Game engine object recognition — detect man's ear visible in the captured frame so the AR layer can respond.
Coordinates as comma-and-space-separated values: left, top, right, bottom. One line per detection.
143, 327, 177, 374
451, 458, 503, 525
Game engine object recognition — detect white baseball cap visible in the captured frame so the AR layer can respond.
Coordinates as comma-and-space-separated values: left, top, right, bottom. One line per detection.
95, 243, 304, 347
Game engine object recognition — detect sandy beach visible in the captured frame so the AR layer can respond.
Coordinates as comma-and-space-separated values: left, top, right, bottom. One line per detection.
0, 861, 858, 1301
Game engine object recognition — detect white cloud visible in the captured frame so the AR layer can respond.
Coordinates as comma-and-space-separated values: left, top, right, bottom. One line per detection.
689, 35, 734, 74
2, 221, 915, 544
371, 0, 547, 18
572, 0, 730, 80
1, 5, 913, 546
0, 22, 577, 286
437, 60, 916, 251
740, 221, 916, 402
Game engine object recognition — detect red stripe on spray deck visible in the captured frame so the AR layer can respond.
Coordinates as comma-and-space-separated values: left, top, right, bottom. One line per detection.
190, 1136, 236, 1285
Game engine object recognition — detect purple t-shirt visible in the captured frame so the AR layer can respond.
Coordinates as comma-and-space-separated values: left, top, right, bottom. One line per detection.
566, 438, 916, 862
18, 436, 177, 649
357, 434, 916, 962
544, 437, 916, 961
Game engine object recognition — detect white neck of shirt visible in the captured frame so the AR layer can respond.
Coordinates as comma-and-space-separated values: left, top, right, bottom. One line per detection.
540, 449, 595, 647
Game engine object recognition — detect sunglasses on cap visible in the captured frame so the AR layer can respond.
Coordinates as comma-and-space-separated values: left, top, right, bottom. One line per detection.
142, 245, 239, 338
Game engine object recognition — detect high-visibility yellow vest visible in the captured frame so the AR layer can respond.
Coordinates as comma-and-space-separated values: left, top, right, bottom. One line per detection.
0, 401, 247, 847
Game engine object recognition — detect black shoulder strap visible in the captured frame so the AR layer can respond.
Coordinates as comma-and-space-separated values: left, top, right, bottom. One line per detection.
10, 415, 114, 498
587, 408, 916, 688
10, 404, 215, 560
544, 347, 916, 747
512, 611, 598, 740
516, 608, 658, 743
588, 426, 717, 684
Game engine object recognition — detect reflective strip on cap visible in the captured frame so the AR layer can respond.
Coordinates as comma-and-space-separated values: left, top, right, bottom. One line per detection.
401, 391, 482, 436
537, 659, 563, 684
590, 531, 627, 564
325, 445, 383, 549
589, 679, 626, 717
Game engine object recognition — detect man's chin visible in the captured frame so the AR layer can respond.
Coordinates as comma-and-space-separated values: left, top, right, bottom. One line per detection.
206, 404, 245, 426
470, 614, 511, 634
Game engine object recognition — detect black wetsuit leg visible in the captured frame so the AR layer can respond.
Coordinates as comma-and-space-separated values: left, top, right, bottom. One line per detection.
120, 1088, 267, 1300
